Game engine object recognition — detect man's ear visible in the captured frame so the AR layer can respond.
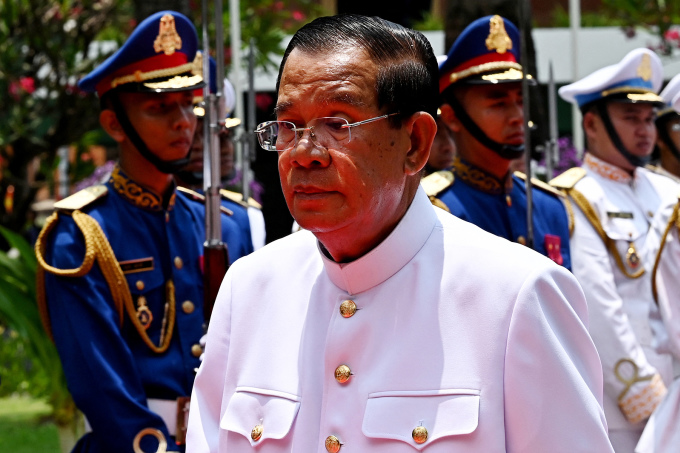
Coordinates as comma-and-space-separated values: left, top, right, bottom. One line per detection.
100, 109, 126, 143
403, 111, 437, 176
439, 103, 462, 133
582, 110, 599, 142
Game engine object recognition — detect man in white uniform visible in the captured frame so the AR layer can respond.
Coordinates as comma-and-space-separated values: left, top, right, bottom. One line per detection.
636, 93, 680, 453
636, 190, 680, 452
188, 14, 612, 452
649, 73, 680, 183
551, 48, 676, 452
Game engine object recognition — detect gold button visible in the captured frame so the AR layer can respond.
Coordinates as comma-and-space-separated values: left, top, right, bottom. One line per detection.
325, 435, 341, 453
251, 424, 263, 441
334, 365, 351, 384
517, 236, 526, 245
412, 426, 428, 444
174, 256, 183, 269
182, 300, 195, 314
191, 344, 202, 357
339, 300, 357, 318
136, 280, 145, 291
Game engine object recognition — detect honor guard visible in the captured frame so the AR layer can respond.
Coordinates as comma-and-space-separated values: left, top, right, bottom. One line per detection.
636, 86, 680, 453
649, 73, 680, 183
176, 57, 265, 250
427, 15, 571, 269
34, 11, 251, 453
553, 48, 676, 452
637, 189, 680, 453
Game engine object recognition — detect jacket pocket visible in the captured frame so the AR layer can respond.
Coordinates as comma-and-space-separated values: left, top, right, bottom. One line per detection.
220, 387, 301, 446
362, 389, 480, 450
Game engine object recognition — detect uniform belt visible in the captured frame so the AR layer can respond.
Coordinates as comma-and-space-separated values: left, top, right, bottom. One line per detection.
84, 397, 191, 438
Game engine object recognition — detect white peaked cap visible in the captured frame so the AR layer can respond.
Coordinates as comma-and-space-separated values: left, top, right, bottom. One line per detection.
559, 48, 663, 107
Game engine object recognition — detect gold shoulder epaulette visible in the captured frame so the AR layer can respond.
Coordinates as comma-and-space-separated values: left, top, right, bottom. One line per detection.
53, 185, 108, 211
421, 170, 454, 197
513, 172, 565, 198
549, 167, 587, 190
177, 186, 233, 216
219, 189, 262, 210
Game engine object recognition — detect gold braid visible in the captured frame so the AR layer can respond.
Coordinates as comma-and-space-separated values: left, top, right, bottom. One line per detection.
566, 188, 645, 279
651, 200, 680, 304
35, 210, 175, 353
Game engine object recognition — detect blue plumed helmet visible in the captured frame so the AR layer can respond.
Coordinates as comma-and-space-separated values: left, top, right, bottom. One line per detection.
78, 10, 204, 97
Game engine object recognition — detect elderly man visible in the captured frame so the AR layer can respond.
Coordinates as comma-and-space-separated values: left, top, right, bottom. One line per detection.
552, 48, 677, 452
188, 14, 612, 452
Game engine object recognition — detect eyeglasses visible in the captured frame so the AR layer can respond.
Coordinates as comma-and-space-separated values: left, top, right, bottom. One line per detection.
254, 113, 400, 151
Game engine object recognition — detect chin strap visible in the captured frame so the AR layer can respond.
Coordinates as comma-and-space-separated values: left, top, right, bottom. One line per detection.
596, 101, 651, 168
110, 95, 190, 174
656, 116, 680, 163
447, 95, 525, 160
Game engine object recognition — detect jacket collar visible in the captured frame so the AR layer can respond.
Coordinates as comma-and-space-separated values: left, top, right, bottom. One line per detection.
320, 188, 437, 295
109, 165, 176, 212
584, 152, 634, 184
453, 157, 513, 195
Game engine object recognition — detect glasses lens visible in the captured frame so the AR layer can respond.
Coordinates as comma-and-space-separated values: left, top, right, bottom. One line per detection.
256, 121, 295, 151
308, 117, 350, 149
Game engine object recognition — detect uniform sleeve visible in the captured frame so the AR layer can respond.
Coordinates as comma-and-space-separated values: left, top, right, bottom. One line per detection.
187, 267, 234, 452
651, 208, 680, 361
504, 265, 613, 452
44, 217, 176, 452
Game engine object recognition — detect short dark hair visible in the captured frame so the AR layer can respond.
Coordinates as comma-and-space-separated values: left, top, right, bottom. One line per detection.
276, 14, 439, 125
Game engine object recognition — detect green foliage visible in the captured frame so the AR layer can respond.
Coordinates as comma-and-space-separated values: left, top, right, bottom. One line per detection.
550, 0, 680, 56
194, 0, 323, 73
550, 4, 628, 27
413, 11, 445, 31
0, 0, 132, 237
0, 396, 60, 452
0, 226, 76, 427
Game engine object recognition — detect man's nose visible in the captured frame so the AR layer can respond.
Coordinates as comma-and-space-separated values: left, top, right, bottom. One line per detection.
288, 132, 331, 168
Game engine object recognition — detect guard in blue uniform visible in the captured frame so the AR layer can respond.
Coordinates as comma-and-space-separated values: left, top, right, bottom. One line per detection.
34, 11, 251, 453
425, 15, 571, 269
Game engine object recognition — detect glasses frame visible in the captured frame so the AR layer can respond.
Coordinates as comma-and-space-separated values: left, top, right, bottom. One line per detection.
255, 112, 401, 151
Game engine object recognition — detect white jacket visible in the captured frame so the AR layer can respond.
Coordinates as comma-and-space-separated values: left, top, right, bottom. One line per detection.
637, 195, 680, 453
188, 188, 612, 452
566, 154, 677, 433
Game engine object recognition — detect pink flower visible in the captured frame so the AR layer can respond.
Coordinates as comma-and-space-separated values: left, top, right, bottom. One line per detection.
292, 11, 305, 21
255, 93, 274, 112
665, 29, 680, 41
19, 77, 35, 94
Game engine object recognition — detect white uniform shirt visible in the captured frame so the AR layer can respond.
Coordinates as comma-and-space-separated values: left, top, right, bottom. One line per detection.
188, 188, 612, 452
569, 153, 677, 432
636, 195, 680, 453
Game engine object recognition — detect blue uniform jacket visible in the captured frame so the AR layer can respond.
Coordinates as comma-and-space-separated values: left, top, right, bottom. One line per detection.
435, 159, 572, 270
40, 166, 252, 452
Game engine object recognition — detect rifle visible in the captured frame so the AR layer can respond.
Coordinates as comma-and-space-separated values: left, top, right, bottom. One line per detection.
201, 0, 229, 324
518, 0, 535, 250
545, 61, 558, 181
242, 38, 256, 201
